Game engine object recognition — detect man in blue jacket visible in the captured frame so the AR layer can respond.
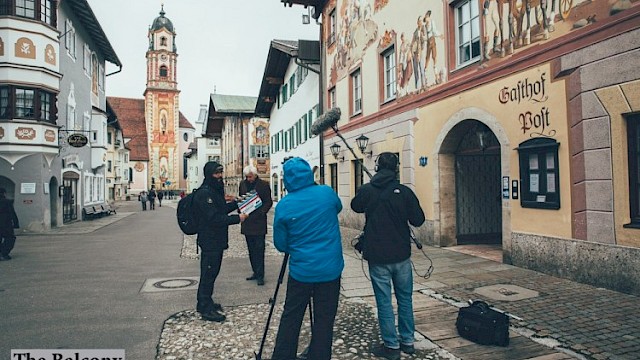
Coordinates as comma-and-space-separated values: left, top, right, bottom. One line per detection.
351, 152, 425, 360
271, 157, 344, 360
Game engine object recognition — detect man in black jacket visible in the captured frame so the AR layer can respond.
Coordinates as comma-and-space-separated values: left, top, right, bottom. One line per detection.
351, 152, 425, 360
238, 165, 273, 286
194, 161, 247, 322
0, 187, 19, 261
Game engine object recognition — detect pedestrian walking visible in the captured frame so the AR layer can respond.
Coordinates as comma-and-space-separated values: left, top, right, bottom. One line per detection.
148, 188, 156, 210
194, 161, 248, 322
0, 187, 19, 261
351, 152, 425, 360
270, 157, 344, 360
139, 191, 148, 211
157, 191, 164, 207
238, 165, 273, 286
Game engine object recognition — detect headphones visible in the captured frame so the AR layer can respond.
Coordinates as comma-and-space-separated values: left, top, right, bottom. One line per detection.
374, 152, 400, 173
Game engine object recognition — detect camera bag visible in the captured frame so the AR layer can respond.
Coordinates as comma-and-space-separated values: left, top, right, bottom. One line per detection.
455, 300, 510, 346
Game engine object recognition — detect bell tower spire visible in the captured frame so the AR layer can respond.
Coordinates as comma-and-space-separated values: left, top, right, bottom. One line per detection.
144, 6, 180, 192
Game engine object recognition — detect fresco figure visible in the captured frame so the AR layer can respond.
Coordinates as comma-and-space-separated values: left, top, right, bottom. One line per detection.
411, 15, 426, 90
423, 11, 443, 85
397, 32, 413, 96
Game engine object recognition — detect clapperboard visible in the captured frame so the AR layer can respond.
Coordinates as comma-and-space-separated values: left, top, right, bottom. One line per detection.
237, 190, 262, 215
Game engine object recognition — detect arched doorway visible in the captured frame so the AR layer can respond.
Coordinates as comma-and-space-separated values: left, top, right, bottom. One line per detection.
434, 108, 512, 251
49, 177, 58, 228
0, 176, 16, 200
62, 170, 79, 223
454, 121, 502, 244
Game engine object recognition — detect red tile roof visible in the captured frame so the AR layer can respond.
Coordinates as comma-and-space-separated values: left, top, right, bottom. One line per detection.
107, 97, 149, 161
179, 112, 194, 129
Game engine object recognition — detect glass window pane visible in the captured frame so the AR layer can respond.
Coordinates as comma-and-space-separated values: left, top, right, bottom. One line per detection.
546, 152, 555, 169
471, 0, 479, 17
529, 154, 539, 170
461, 3, 470, 23
547, 173, 556, 193
530, 173, 540, 193
471, 17, 480, 38
462, 23, 471, 43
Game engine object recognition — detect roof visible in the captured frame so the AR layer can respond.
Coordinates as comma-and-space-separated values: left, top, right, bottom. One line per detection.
179, 112, 194, 129
151, 6, 174, 33
210, 94, 257, 114
107, 97, 148, 161
255, 40, 298, 117
63, 0, 121, 67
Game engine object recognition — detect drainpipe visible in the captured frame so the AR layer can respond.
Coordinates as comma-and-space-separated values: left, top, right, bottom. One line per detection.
317, 16, 325, 184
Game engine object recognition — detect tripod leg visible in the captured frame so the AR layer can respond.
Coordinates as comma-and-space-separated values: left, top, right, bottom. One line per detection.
296, 300, 315, 359
255, 253, 289, 360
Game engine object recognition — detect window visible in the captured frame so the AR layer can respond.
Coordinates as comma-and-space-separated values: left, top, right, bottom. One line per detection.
107, 160, 112, 172
1, 0, 55, 26
351, 69, 362, 115
251, 145, 270, 159
107, 132, 112, 144
382, 47, 397, 101
0, 85, 56, 122
455, 0, 481, 67
329, 9, 336, 45
296, 118, 302, 146
160, 36, 167, 46
16, 0, 35, 18
15, 88, 34, 118
99, 65, 104, 90
282, 84, 288, 103
517, 138, 560, 209
330, 163, 338, 193
328, 87, 336, 109
65, 20, 76, 58
627, 115, 640, 227
91, 54, 98, 94
160, 65, 168, 77
353, 160, 364, 194
183, 133, 188, 142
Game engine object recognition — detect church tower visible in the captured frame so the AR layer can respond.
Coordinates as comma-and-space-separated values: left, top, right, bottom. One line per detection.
145, 5, 180, 191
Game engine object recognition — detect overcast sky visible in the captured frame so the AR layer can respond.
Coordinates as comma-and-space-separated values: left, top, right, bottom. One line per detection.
86, 0, 319, 127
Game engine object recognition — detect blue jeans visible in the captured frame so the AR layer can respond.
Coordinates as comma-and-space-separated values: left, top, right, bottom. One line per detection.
369, 258, 414, 349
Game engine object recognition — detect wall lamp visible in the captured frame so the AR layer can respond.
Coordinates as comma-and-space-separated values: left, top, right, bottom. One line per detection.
329, 143, 344, 162
355, 134, 373, 157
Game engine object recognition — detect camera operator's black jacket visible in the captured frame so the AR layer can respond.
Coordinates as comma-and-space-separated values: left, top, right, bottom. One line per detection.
194, 182, 240, 252
351, 169, 425, 264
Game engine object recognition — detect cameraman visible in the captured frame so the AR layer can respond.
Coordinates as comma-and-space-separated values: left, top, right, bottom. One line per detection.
271, 157, 343, 360
351, 152, 425, 360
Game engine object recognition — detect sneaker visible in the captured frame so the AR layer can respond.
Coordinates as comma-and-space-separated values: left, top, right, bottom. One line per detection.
257, 278, 265, 286
371, 344, 400, 360
246, 274, 258, 281
201, 310, 225, 322
400, 343, 415, 354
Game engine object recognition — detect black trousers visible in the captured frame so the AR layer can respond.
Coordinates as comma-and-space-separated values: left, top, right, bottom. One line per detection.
196, 250, 224, 313
245, 234, 265, 279
271, 276, 341, 360
0, 231, 16, 256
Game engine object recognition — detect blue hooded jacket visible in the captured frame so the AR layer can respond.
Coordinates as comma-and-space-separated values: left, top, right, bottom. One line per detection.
273, 157, 344, 283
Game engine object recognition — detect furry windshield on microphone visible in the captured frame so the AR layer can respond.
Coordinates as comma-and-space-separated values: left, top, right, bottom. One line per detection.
310, 107, 341, 136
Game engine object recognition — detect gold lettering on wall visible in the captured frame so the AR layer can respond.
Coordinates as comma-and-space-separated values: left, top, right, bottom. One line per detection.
15, 37, 36, 59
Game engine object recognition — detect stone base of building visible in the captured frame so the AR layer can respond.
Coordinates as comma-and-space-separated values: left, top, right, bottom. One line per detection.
511, 232, 640, 296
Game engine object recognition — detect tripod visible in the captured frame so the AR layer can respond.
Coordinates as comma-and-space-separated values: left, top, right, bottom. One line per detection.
255, 254, 314, 360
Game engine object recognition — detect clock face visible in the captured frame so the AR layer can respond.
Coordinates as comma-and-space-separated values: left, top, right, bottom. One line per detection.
161, 54, 168, 61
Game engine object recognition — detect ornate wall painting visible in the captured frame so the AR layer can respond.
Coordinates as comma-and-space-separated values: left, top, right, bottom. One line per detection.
15, 37, 36, 59
45, 44, 56, 65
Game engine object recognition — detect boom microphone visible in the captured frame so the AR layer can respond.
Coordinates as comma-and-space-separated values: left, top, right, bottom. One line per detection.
310, 107, 341, 136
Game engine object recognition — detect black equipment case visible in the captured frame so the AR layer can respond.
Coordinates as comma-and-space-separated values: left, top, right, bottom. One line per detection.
455, 300, 510, 346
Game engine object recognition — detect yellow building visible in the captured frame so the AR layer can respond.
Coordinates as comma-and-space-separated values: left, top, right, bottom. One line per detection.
283, 0, 640, 295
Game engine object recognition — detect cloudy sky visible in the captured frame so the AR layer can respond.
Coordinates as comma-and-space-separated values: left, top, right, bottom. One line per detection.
86, 0, 320, 127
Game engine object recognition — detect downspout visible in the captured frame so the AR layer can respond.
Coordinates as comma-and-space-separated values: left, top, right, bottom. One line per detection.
106, 65, 123, 77
317, 15, 325, 184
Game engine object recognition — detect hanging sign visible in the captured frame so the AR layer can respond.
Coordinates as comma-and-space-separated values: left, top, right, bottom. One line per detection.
67, 133, 88, 147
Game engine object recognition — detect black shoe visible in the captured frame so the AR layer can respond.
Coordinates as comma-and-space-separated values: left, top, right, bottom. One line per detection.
246, 274, 258, 281
201, 310, 225, 322
371, 344, 400, 360
197, 302, 223, 314
257, 278, 265, 286
400, 343, 415, 354
0, 255, 9, 261
5, 254, 11, 259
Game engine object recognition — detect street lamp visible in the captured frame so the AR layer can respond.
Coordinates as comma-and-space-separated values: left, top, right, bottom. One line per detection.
329, 143, 344, 162
355, 134, 372, 157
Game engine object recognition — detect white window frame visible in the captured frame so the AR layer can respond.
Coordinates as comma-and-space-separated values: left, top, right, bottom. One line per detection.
383, 47, 397, 101
455, 0, 481, 68
65, 20, 76, 59
351, 69, 362, 115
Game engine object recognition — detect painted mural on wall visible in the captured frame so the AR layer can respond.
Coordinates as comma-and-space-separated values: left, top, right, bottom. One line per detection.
327, 0, 447, 96
327, 0, 636, 99
483, 0, 636, 60
252, 120, 271, 175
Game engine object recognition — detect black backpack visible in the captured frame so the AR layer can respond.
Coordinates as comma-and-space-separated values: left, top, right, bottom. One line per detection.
176, 189, 199, 235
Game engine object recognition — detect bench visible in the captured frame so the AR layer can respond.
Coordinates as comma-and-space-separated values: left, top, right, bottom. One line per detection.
101, 204, 117, 215
82, 206, 99, 220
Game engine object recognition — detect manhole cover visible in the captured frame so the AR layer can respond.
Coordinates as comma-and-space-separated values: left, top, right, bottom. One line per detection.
474, 284, 539, 301
140, 276, 200, 293
153, 279, 198, 289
